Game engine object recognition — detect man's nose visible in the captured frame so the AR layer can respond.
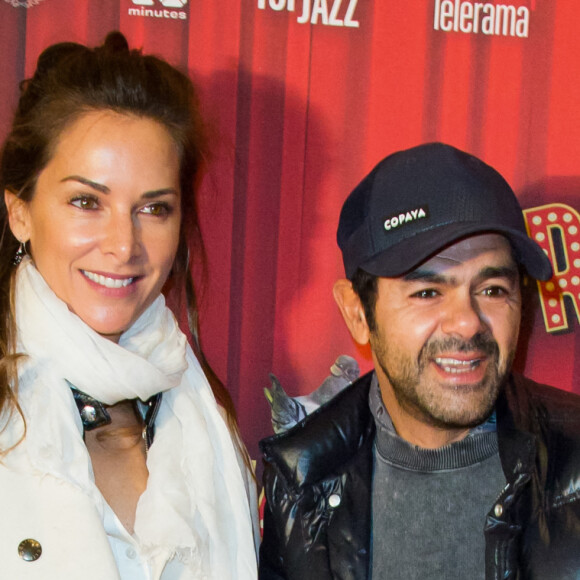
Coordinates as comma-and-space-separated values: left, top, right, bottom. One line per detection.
440, 292, 487, 339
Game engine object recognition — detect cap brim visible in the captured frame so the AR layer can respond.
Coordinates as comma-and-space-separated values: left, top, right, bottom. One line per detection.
359, 223, 553, 281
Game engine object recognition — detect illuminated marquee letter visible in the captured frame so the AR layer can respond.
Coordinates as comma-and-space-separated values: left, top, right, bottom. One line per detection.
524, 203, 580, 332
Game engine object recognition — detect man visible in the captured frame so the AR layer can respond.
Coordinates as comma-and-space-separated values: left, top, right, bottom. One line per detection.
259, 143, 580, 579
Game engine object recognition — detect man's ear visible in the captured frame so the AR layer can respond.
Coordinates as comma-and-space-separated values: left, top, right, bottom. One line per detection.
4, 190, 31, 243
333, 279, 371, 345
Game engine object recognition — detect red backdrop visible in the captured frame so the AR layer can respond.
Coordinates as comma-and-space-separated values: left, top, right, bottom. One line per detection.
1, 0, 578, 456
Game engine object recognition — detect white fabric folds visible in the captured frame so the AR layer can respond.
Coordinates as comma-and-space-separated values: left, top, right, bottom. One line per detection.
5, 258, 257, 579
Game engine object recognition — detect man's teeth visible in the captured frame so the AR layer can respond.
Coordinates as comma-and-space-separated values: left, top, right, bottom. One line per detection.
434, 357, 480, 374
83, 271, 133, 289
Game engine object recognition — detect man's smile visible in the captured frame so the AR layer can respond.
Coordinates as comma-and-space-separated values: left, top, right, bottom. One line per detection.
433, 356, 484, 374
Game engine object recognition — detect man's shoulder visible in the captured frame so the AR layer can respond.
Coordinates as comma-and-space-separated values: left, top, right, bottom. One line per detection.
506, 374, 580, 515
259, 372, 375, 488
508, 373, 580, 429
505, 374, 580, 448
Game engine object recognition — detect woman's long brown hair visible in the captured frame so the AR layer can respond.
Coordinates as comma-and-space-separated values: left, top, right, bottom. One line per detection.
0, 32, 251, 470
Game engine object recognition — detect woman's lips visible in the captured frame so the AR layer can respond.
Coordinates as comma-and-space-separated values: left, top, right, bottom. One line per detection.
81, 270, 137, 289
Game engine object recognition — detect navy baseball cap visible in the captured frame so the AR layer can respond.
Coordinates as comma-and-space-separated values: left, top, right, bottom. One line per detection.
337, 143, 553, 281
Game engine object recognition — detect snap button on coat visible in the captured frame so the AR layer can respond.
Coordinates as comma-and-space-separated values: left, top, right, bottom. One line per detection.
18, 539, 42, 562
328, 494, 341, 508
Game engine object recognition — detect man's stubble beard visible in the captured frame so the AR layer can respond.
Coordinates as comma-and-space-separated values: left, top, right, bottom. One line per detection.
371, 332, 514, 430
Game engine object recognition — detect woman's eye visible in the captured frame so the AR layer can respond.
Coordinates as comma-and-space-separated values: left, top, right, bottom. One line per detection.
70, 195, 99, 210
141, 203, 171, 216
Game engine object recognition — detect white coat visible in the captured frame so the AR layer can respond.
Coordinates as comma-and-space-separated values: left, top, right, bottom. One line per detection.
0, 465, 122, 579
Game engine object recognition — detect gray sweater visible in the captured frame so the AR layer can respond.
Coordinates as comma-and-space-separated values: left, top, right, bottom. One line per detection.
370, 378, 505, 579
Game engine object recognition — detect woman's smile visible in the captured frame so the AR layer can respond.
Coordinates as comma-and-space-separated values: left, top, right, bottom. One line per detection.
81, 270, 136, 289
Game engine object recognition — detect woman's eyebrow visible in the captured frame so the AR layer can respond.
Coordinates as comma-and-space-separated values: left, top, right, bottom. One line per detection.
61, 175, 110, 193
141, 188, 179, 199
60, 175, 178, 198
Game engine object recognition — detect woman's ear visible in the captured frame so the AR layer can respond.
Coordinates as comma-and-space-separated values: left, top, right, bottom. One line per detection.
333, 279, 371, 345
4, 190, 31, 243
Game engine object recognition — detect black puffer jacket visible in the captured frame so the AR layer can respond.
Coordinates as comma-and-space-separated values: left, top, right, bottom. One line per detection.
259, 372, 580, 579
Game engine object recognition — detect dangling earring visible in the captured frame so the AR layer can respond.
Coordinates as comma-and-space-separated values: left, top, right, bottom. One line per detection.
13, 240, 27, 265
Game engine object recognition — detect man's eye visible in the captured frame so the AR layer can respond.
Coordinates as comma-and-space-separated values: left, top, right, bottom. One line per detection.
412, 289, 439, 299
70, 195, 99, 210
481, 286, 508, 297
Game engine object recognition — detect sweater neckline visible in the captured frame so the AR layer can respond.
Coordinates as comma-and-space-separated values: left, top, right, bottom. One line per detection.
369, 375, 499, 472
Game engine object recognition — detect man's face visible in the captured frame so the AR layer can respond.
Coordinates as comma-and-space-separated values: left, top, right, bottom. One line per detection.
369, 234, 522, 443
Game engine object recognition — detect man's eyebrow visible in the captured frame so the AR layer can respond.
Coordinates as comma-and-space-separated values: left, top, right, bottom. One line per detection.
60, 176, 178, 198
403, 270, 448, 284
478, 265, 519, 281
403, 265, 519, 284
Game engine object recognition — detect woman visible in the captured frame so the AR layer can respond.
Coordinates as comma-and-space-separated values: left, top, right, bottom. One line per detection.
0, 32, 258, 579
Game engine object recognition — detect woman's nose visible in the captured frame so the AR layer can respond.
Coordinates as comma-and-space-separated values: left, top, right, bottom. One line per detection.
101, 212, 141, 262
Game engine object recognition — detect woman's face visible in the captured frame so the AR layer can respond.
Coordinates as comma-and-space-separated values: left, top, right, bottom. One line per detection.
8, 110, 182, 342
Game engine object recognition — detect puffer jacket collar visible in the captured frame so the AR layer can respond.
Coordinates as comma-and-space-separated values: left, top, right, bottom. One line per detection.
261, 372, 376, 492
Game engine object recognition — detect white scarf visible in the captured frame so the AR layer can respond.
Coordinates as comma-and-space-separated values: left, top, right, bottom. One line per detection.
5, 258, 257, 579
